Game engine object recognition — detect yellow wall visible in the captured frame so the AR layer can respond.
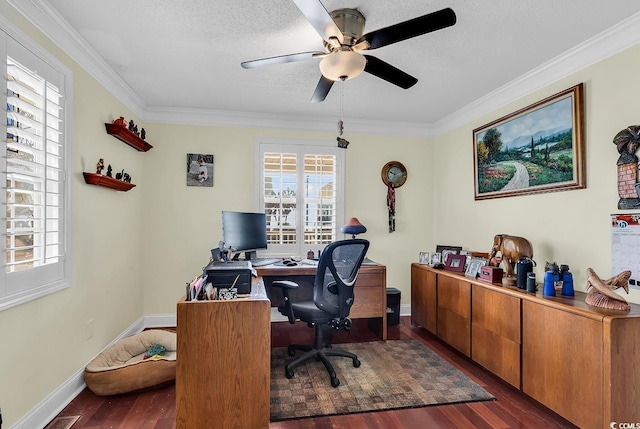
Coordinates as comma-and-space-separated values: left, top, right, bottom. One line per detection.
0, 3, 146, 425
2, 0, 640, 426
140, 125, 431, 313
433, 43, 640, 301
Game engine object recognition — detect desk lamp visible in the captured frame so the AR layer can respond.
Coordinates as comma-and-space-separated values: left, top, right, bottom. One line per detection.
341, 217, 367, 239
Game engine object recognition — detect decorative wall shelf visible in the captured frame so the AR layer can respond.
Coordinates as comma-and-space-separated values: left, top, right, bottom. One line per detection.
104, 123, 153, 152
83, 172, 136, 191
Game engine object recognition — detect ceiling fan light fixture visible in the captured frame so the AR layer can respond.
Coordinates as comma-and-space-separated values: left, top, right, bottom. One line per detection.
319, 50, 366, 81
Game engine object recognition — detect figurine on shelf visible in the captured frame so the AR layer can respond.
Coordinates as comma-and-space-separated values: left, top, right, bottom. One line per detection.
140, 128, 146, 140
106, 164, 113, 177
113, 116, 125, 128
116, 169, 123, 180
128, 120, 135, 131
133, 124, 139, 136
96, 158, 104, 174
123, 173, 131, 183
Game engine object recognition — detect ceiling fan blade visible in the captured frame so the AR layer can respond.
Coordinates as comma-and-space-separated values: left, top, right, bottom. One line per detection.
357, 8, 456, 50
363, 55, 418, 89
311, 75, 334, 103
241, 51, 325, 69
292, 0, 344, 44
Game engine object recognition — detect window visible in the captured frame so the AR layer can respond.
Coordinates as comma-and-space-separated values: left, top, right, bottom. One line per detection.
0, 24, 71, 311
258, 140, 344, 257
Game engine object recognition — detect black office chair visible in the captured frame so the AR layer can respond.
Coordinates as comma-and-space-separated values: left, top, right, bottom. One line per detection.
272, 238, 369, 387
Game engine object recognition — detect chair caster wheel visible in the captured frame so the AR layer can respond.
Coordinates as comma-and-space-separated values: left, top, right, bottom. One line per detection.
353, 359, 361, 368
285, 369, 294, 379
331, 377, 340, 388
287, 346, 296, 357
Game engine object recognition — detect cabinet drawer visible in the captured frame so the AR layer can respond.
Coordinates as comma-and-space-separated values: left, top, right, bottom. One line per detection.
437, 275, 470, 318
472, 285, 520, 343
355, 270, 384, 288
437, 307, 470, 356
352, 286, 384, 318
472, 322, 520, 387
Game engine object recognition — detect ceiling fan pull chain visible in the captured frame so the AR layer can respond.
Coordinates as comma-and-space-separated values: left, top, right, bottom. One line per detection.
337, 78, 345, 136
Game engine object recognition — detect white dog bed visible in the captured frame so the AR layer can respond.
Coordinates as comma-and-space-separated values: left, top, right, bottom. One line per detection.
84, 329, 177, 396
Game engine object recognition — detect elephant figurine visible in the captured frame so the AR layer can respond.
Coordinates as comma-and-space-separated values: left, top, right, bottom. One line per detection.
488, 234, 533, 284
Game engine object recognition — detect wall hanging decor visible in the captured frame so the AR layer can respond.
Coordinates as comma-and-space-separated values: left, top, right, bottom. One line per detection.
381, 161, 407, 232
613, 125, 640, 209
187, 153, 214, 187
473, 83, 585, 200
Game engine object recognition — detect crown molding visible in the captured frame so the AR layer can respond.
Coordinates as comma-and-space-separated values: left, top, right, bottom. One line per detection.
143, 105, 435, 136
10, 1, 640, 137
432, 10, 640, 136
8, 0, 148, 116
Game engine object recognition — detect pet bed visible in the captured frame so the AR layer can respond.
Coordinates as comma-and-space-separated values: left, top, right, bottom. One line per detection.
84, 329, 176, 396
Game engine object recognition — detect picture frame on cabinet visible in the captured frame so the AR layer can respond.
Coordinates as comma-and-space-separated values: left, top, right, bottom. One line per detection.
441, 249, 457, 264
419, 252, 430, 265
465, 258, 483, 278
430, 252, 442, 266
445, 254, 467, 273
473, 83, 585, 200
436, 245, 462, 254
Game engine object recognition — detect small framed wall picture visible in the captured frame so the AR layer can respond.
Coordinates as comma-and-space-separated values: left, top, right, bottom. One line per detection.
419, 252, 430, 265
187, 153, 214, 187
430, 252, 442, 266
445, 254, 467, 273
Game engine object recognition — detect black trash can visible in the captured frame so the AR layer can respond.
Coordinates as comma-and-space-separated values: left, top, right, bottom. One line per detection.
386, 287, 401, 325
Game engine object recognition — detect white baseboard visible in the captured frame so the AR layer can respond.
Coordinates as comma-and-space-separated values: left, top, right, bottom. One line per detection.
16, 307, 414, 428
13, 317, 145, 429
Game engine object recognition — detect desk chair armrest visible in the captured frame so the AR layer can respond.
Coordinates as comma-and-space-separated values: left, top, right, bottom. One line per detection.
272, 280, 299, 290
272, 280, 298, 324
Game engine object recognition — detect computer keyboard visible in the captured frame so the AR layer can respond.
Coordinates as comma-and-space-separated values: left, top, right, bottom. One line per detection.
249, 258, 281, 267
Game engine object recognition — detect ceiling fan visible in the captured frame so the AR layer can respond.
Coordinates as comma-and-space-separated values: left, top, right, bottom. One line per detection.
241, 0, 456, 102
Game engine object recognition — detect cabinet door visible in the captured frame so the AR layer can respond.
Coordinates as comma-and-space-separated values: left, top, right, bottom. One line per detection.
471, 285, 521, 387
411, 264, 437, 333
522, 300, 603, 429
437, 275, 470, 356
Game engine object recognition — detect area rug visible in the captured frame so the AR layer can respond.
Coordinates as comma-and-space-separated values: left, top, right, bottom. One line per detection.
270, 339, 495, 421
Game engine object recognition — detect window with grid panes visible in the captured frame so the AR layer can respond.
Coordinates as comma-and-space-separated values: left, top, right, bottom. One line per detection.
0, 23, 71, 311
258, 140, 344, 258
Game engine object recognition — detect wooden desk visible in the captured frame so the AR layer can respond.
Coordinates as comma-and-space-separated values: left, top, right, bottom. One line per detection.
176, 280, 271, 428
256, 262, 388, 340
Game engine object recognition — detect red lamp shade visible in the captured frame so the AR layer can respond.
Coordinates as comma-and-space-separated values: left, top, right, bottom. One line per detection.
341, 217, 367, 238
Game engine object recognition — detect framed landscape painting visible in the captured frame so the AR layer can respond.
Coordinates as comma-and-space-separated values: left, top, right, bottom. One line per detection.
473, 83, 585, 200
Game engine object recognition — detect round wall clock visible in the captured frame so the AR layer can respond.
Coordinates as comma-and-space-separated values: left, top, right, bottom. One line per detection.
381, 161, 407, 188
381, 161, 407, 233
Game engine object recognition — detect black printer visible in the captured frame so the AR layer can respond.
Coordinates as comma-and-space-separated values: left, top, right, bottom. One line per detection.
204, 260, 252, 295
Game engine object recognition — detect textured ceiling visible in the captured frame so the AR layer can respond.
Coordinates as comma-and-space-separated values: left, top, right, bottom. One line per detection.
37, 0, 640, 129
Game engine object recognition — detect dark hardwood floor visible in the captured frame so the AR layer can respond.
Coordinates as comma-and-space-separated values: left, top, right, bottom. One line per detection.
50, 317, 577, 428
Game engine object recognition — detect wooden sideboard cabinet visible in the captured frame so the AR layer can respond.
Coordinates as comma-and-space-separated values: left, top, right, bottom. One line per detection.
410, 264, 437, 334
410, 263, 640, 429
436, 275, 471, 357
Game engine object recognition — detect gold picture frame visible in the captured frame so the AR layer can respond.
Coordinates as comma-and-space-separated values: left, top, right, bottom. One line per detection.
473, 83, 585, 200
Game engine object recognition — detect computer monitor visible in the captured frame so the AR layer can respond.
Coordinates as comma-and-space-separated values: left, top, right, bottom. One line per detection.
222, 211, 268, 260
